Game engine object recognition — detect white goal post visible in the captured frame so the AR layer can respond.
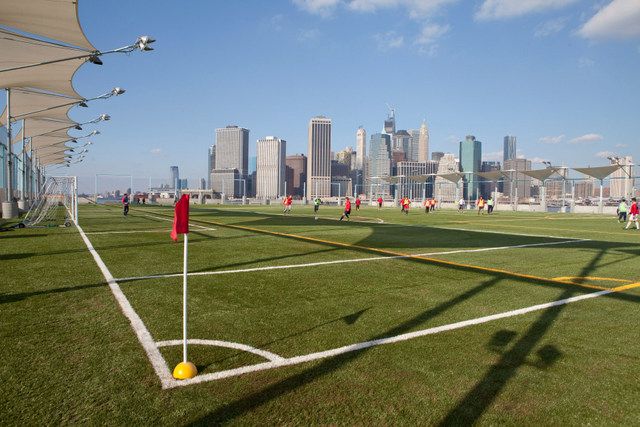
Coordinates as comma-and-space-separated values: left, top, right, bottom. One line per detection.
22, 176, 78, 227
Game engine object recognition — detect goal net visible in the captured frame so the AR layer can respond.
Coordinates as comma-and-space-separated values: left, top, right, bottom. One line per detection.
22, 176, 77, 227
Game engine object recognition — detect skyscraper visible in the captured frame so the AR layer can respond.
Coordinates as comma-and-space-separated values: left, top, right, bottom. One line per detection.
355, 127, 366, 170
503, 135, 516, 162
215, 125, 249, 174
503, 158, 532, 200
212, 125, 249, 197
459, 135, 482, 200
431, 151, 445, 163
418, 120, 429, 162
307, 116, 332, 197
207, 145, 216, 189
286, 154, 307, 197
256, 136, 286, 199
369, 132, 392, 197
609, 156, 634, 198
434, 153, 459, 202
392, 130, 411, 157
384, 109, 396, 135
170, 166, 179, 190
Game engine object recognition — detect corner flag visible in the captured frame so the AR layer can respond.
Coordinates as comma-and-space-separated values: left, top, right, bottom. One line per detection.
170, 193, 198, 380
170, 194, 190, 241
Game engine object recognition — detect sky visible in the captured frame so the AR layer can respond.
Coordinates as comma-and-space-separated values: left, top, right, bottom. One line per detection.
22, 0, 640, 185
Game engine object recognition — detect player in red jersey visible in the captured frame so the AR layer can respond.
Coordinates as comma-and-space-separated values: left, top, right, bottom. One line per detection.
340, 197, 352, 221
625, 197, 639, 230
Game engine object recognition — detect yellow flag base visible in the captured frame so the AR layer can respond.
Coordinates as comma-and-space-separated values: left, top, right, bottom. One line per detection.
173, 361, 198, 380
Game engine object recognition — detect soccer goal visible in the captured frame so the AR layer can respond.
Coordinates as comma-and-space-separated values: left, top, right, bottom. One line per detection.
22, 176, 78, 227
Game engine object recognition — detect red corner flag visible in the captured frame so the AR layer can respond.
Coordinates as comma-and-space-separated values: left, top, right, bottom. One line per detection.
170, 194, 190, 241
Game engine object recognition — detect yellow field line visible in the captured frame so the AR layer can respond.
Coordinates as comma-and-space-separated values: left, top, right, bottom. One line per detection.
175, 214, 611, 293
611, 282, 640, 292
553, 276, 633, 284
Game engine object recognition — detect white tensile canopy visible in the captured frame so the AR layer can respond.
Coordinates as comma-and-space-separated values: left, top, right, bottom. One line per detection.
0, 88, 80, 127
31, 135, 75, 150
519, 168, 563, 182
476, 170, 505, 181
437, 172, 465, 183
573, 165, 621, 181
0, 0, 96, 51
22, 117, 78, 140
0, 29, 86, 98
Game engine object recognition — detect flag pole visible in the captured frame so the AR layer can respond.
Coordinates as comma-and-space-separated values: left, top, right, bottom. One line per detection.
183, 232, 188, 363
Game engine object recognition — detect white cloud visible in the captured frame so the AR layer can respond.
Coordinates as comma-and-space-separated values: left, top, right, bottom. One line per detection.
298, 28, 321, 41
475, 0, 578, 21
578, 0, 640, 40
292, 0, 341, 17
569, 133, 604, 144
374, 31, 405, 50
615, 143, 628, 148
538, 134, 565, 144
347, 0, 458, 18
414, 23, 450, 54
270, 14, 285, 31
596, 150, 616, 158
150, 148, 162, 155
534, 18, 567, 37
578, 57, 596, 67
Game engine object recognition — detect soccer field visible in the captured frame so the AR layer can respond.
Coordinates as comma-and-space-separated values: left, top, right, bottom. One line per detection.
2, 204, 640, 424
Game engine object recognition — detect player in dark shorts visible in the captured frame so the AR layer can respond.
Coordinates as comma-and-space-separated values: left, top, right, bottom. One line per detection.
339, 197, 352, 221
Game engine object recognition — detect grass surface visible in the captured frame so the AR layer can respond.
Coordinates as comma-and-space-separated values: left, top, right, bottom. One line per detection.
1, 203, 639, 425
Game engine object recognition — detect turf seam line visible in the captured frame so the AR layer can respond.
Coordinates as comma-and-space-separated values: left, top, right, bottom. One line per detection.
75, 223, 176, 389
115, 239, 588, 282
167, 282, 640, 387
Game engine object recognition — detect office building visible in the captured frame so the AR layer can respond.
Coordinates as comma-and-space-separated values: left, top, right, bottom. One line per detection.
286, 154, 307, 197
434, 153, 459, 202
480, 161, 501, 198
207, 145, 216, 189
396, 161, 438, 199
211, 125, 249, 197
431, 151, 444, 163
418, 120, 429, 162
392, 130, 411, 158
459, 135, 482, 200
256, 136, 286, 199
307, 116, 332, 197
170, 166, 179, 190
503, 135, 516, 162
335, 147, 353, 170
369, 133, 392, 197
609, 156, 634, 198
355, 127, 366, 170
384, 109, 396, 135
503, 158, 532, 200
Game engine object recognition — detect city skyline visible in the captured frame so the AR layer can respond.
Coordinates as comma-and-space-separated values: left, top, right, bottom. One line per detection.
28, 0, 639, 181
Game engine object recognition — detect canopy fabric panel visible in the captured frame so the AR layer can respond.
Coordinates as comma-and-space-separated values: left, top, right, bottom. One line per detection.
519, 168, 561, 182
37, 145, 73, 156
32, 136, 73, 149
437, 172, 464, 183
573, 165, 621, 181
0, 29, 85, 97
0, 0, 95, 51
40, 155, 69, 165
0, 88, 79, 126
23, 117, 77, 139
476, 171, 503, 181
381, 176, 401, 184
408, 174, 430, 183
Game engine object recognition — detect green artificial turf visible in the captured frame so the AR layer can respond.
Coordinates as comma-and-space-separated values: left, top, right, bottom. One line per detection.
1, 203, 639, 425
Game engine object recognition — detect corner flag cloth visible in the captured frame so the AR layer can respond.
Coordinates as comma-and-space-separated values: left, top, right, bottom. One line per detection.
170, 194, 190, 241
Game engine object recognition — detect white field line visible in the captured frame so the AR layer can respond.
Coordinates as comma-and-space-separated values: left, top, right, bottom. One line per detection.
84, 229, 170, 235
115, 239, 589, 282
156, 339, 285, 362
168, 286, 616, 388
143, 214, 216, 231
76, 223, 176, 389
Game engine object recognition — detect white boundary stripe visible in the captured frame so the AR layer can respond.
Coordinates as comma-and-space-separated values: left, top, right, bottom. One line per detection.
168, 287, 614, 388
156, 339, 285, 362
144, 214, 216, 231
115, 239, 588, 282
76, 223, 176, 389
427, 224, 583, 240
84, 229, 170, 235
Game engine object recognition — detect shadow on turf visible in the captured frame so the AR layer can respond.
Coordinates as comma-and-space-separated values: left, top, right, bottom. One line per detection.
0, 281, 106, 304
189, 235, 640, 424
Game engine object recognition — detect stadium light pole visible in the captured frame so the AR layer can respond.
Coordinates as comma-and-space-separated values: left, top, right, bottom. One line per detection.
10, 88, 125, 121
0, 37, 156, 73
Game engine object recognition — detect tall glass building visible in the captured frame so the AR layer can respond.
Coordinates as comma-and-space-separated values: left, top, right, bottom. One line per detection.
369, 133, 392, 197
459, 135, 482, 201
503, 135, 516, 162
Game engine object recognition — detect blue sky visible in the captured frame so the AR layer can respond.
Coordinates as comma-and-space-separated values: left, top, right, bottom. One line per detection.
59, 0, 640, 183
